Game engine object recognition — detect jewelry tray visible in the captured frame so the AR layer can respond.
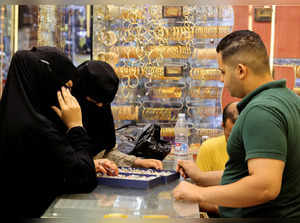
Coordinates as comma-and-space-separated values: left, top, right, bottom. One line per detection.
97, 172, 161, 189
118, 167, 180, 184
97, 167, 180, 189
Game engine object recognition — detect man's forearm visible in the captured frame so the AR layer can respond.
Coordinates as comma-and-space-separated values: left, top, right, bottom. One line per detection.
195, 170, 223, 186
196, 175, 277, 208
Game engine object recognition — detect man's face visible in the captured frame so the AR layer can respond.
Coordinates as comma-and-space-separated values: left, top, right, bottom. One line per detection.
223, 119, 234, 142
217, 53, 243, 98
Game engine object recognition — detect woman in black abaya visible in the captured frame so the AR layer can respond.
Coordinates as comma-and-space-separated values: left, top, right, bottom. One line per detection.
73, 60, 163, 169
0, 47, 98, 217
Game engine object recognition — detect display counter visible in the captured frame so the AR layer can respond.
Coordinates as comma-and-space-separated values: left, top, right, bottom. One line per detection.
13, 158, 300, 222
42, 159, 200, 219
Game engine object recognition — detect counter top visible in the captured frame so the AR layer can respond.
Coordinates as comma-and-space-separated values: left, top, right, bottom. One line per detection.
20, 217, 300, 223
42, 158, 200, 219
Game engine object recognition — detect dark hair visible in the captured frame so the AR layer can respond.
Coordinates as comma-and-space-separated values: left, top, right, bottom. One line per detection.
222, 102, 238, 127
216, 30, 270, 74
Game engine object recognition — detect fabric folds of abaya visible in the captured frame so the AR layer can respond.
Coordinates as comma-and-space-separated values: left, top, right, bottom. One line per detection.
73, 60, 119, 156
0, 47, 97, 218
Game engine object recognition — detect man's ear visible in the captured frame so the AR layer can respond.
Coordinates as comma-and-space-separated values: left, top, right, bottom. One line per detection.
237, 64, 247, 80
222, 122, 225, 129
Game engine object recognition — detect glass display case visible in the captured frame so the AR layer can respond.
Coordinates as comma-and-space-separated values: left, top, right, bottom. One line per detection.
17, 5, 91, 64
1, 1, 300, 154
92, 5, 233, 152
0, 5, 14, 97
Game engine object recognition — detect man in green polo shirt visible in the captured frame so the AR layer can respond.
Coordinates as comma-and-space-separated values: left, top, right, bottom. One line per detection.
172, 30, 300, 218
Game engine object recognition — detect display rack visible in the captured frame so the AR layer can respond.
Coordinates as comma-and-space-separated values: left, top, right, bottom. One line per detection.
92, 5, 234, 146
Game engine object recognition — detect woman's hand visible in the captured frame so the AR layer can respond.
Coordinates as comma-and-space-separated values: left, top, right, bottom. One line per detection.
52, 86, 83, 130
94, 159, 119, 176
133, 158, 163, 170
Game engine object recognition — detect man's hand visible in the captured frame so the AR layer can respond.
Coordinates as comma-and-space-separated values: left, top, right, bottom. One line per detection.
52, 86, 83, 130
176, 160, 201, 181
94, 159, 119, 176
198, 201, 219, 216
172, 181, 202, 202
133, 158, 163, 170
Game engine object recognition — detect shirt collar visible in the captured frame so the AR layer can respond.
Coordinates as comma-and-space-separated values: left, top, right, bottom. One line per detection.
237, 79, 286, 113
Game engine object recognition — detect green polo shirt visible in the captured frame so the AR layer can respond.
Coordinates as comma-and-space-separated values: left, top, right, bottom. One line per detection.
219, 80, 300, 218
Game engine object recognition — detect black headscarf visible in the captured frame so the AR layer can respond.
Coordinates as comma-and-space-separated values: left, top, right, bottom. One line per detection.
0, 47, 96, 217
76, 60, 119, 104
0, 46, 78, 147
73, 60, 119, 155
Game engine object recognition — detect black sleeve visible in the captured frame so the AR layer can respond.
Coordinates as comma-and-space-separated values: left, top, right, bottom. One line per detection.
41, 125, 97, 194
66, 126, 90, 151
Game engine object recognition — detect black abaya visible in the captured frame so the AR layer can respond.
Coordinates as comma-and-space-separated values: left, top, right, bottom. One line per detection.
0, 47, 97, 217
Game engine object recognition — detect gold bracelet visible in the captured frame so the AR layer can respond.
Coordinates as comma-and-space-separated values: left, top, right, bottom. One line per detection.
127, 75, 139, 88
112, 106, 138, 120
152, 87, 182, 98
189, 87, 221, 99
121, 86, 130, 98
190, 68, 221, 80
142, 108, 174, 121
161, 128, 175, 137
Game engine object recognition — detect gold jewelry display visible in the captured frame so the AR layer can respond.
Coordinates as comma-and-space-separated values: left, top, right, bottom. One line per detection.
147, 45, 191, 59
126, 75, 139, 88
169, 26, 193, 41
161, 128, 175, 137
142, 107, 178, 121
114, 86, 138, 103
194, 26, 231, 39
67, 8, 72, 57
141, 66, 179, 80
149, 5, 162, 20
92, 6, 234, 127
199, 128, 223, 137
111, 105, 139, 121
153, 26, 168, 43
120, 7, 144, 22
111, 46, 144, 59
115, 67, 139, 88
218, 26, 231, 38
97, 30, 117, 47
218, 6, 233, 20
141, 66, 162, 78
192, 48, 217, 60
189, 86, 221, 99
38, 6, 57, 47
97, 51, 119, 66
190, 68, 221, 80
115, 66, 140, 79
101, 5, 121, 20
151, 87, 183, 98
188, 106, 217, 118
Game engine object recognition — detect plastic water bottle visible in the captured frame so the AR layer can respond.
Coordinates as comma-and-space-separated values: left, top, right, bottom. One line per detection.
174, 113, 189, 157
